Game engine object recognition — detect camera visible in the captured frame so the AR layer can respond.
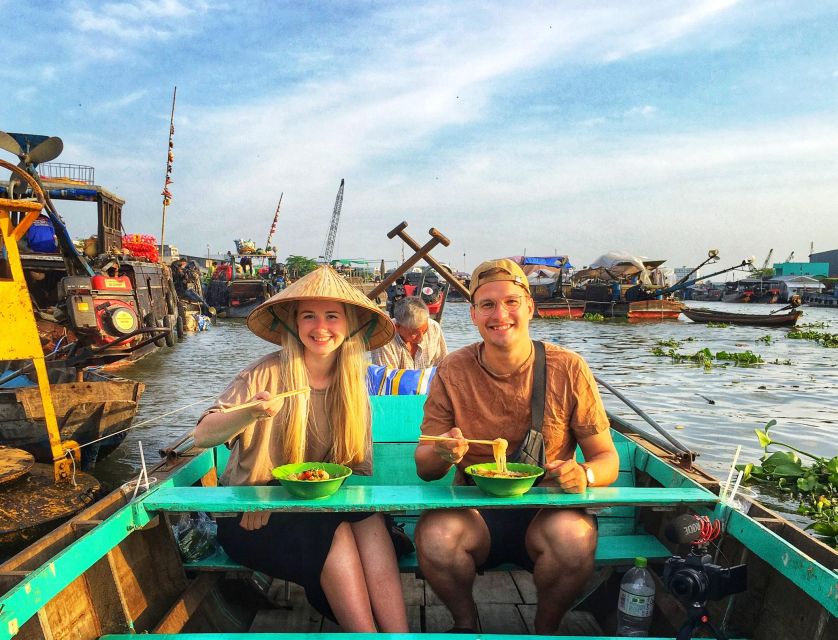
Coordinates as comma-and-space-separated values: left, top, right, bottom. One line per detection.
663, 549, 747, 605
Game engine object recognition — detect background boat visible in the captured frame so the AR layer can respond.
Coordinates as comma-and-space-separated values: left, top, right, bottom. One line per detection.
682, 307, 802, 326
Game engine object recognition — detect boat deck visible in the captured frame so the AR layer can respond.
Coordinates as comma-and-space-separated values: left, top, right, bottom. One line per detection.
246, 573, 604, 635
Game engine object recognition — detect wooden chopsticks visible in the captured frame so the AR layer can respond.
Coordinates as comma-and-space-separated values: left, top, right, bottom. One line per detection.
418, 435, 498, 446
218, 387, 311, 414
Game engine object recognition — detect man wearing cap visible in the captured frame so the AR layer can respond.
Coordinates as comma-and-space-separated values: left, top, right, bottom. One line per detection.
370, 296, 448, 369
414, 258, 619, 634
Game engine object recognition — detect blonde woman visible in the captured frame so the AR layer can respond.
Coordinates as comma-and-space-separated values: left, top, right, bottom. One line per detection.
195, 266, 407, 632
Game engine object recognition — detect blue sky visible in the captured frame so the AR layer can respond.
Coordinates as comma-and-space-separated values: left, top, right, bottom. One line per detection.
2, 0, 837, 274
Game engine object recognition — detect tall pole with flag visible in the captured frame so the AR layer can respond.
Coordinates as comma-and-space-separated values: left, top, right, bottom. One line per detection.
266, 193, 282, 253
159, 86, 177, 262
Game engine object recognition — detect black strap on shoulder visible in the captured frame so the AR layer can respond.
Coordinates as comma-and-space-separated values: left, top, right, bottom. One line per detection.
531, 340, 546, 433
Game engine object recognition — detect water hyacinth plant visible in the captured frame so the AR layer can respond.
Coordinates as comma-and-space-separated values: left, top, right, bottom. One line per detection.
739, 420, 838, 548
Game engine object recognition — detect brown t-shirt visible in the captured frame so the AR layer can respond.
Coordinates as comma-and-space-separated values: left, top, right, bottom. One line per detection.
199, 352, 372, 486
420, 342, 609, 484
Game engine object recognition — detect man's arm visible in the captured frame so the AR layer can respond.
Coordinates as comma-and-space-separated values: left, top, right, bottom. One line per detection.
415, 371, 468, 480
546, 430, 619, 493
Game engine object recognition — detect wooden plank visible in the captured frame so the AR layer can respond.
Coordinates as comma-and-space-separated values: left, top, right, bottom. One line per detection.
424, 605, 455, 632
145, 485, 718, 514
406, 605, 421, 633
400, 573, 424, 607
473, 573, 521, 604
153, 574, 220, 633
510, 570, 536, 604
477, 603, 526, 634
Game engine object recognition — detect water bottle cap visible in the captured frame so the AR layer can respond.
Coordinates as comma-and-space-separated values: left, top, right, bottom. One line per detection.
635, 557, 647, 568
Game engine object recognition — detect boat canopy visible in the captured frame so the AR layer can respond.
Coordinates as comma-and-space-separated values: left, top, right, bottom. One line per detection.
573, 251, 667, 285
508, 255, 573, 269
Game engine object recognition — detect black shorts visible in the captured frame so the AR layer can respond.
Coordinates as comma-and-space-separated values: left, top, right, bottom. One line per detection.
217, 511, 374, 620
477, 508, 598, 572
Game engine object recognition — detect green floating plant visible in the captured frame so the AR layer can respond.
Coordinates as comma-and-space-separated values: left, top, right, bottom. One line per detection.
581, 312, 605, 321
739, 420, 838, 547
787, 329, 838, 348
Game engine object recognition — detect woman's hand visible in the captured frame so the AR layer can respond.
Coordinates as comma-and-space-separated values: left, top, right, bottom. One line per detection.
247, 391, 283, 420
239, 511, 270, 530
433, 427, 469, 465
545, 458, 587, 493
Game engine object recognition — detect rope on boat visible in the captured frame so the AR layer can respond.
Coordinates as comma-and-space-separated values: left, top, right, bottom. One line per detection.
61, 395, 216, 456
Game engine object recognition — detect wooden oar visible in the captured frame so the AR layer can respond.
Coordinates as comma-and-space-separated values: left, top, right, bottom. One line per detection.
418, 435, 498, 446
218, 387, 310, 414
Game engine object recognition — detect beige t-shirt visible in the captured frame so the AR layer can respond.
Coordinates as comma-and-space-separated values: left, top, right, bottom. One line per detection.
200, 352, 372, 486
420, 342, 609, 484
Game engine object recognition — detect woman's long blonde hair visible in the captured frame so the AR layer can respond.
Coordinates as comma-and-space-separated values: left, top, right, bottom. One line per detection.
274, 302, 370, 466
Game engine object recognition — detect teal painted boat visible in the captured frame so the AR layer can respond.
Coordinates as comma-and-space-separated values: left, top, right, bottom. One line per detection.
0, 395, 834, 640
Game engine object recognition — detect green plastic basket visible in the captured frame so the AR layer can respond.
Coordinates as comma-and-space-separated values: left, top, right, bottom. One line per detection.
464, 462, 544, 497
271, 462, 353, 499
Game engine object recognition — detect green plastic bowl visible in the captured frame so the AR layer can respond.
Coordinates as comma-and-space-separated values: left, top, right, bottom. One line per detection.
271, 462, 352, 499
464, 462, 544, 497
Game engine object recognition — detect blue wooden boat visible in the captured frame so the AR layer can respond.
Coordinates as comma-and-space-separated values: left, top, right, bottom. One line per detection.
0, 395, 834, 639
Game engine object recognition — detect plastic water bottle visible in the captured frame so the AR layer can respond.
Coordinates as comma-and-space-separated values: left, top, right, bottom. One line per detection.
616, 557, 655, 636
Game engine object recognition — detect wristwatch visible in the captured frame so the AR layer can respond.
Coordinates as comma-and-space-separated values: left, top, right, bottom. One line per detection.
581, 464, 595, 487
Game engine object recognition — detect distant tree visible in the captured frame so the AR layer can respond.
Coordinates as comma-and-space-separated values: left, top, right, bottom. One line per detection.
285, 255, 319, 278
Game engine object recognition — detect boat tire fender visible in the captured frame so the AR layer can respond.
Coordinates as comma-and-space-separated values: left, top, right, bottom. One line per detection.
175, 314, 185, 341
162, 314, 177, 347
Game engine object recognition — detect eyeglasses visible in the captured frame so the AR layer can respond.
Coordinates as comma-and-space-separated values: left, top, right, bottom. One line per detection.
472, 295, 525, 316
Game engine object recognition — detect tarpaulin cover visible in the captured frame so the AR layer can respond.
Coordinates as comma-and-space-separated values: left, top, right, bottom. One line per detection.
508, 256, 573, 269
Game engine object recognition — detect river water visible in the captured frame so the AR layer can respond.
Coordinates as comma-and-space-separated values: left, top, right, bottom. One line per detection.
97, 301, 837, 521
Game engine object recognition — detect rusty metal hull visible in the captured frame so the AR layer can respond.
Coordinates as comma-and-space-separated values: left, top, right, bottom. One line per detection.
0, 372, 144, 470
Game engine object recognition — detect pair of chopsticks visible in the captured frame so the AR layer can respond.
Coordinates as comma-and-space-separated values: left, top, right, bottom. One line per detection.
218, 387, 310, 414
418, 434, 498, 446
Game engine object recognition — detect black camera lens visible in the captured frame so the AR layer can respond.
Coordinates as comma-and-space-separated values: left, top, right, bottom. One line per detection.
670, 568, 709, 603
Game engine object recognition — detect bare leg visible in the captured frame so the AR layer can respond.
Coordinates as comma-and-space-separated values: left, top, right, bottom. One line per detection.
415, 509, 491, 630
320, 522, 376, 632
350, 514, 409, 632
526, 509, 597, 634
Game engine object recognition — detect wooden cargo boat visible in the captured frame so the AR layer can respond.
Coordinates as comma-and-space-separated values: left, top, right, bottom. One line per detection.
0, 368, 143, 469
534, 298, 586, 319
206, 255, 278, 319
682, 307, 802, 327
0, 394, 834, 640
0, 131, 176, 364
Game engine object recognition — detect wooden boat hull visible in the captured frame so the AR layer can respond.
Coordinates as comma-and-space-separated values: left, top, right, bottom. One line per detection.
535, 299, 586, 319
0, 372, 144, 469
682, 307, 802, 326
626, 299, 684, 320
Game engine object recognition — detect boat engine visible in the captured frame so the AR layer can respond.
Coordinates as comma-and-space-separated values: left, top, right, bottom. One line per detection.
58, 274, 140, 349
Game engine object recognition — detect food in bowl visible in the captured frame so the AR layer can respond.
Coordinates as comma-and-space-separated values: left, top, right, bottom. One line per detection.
471, 467, 530, 478
287, 468, 331, 481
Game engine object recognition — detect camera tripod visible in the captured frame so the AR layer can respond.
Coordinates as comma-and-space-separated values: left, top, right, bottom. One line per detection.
676, 602, 728, 640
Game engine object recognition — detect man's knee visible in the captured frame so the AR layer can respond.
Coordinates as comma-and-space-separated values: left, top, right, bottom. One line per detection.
415, 511, 472, 562
529, 511, 597, 569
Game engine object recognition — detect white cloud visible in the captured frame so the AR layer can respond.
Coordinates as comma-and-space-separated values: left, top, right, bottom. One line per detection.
625, 105, 658, 117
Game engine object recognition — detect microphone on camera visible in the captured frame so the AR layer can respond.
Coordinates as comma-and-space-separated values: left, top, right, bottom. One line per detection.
664, 514, 704, 545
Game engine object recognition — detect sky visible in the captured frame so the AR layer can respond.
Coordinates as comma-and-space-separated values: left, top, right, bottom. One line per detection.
2, 0, 837, 275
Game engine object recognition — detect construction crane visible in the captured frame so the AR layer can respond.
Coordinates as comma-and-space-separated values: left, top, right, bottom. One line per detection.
761, 248, 774, 270
321, 179, 344, 262
784, 250, 794, 263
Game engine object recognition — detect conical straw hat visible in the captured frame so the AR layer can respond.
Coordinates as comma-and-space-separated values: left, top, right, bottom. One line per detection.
247, 265, 395, 350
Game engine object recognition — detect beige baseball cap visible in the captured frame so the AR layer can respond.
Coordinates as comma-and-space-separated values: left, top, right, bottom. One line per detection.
469, 259, 530, 297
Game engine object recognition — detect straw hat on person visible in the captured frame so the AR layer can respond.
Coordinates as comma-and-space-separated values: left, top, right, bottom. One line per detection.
247, 265, 395, 350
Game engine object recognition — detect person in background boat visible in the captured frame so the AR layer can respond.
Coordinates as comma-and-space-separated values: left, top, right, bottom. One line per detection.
370, 297, 448, 369
193, 266, 408, 633
414, 258, 619, 635
239, 254, 253, 276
